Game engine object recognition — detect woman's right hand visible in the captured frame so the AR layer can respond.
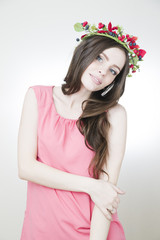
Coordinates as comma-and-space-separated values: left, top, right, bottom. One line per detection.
88, 178, 125, 220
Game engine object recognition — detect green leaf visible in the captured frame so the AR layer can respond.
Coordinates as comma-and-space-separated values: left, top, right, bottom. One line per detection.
103, 26, 107, 31
74, 23, 84, 32
131, 55, 139, 65
118, 26, 123, 32
91, 25, 97, 31
118, 26, 121, 32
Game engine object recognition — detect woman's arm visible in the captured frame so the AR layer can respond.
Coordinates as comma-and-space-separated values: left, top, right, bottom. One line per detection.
17, 87, 93, 193
90, 103, 127, 240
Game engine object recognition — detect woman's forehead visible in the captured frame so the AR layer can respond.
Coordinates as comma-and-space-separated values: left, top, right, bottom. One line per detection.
102, 48, 126, 69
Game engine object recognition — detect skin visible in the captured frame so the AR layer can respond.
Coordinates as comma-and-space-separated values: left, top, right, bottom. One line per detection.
81, 47, 126, 94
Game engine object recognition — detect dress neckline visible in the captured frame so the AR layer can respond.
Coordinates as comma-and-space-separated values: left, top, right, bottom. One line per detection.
51, 86, 78, 122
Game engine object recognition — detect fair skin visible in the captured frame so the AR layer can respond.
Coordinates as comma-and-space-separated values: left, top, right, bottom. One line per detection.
81, 47, 126, 95
18, 47, 127, 239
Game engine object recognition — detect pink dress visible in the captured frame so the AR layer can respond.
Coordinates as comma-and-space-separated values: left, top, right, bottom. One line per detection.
20, 85, 126, 240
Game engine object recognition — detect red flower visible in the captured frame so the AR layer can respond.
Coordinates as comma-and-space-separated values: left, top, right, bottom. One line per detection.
97, 30, 107, 33
130, 64, 134, 68
132, 36, 138, 41
98, 22, 105, 29
132, 70, 136, 73
134, 49, 138, 54
129, 41, 140, 50
82, 21, 88, 27
118, 36, 125, 42
112, 26, 118, 30
127, 37, 133, 42
81, 34, 87, 39
138, 49, 146, 58
108, 22, 118, 32
108, 22, 112, 32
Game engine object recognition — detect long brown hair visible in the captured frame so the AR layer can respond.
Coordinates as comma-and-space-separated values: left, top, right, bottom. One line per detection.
61, 35, 129, 179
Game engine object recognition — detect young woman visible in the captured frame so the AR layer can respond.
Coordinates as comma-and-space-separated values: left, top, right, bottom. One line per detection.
17, 21, 146, 240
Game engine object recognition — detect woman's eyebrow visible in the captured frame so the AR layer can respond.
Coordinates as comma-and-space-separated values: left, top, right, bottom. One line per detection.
101, 52, 121, 71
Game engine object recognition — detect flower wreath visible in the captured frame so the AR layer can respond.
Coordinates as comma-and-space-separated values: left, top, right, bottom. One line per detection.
74, 21, 146, 77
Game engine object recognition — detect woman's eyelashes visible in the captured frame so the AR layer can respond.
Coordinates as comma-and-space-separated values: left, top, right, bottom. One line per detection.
110, 69, 117, 76
96, 55, 117, 76
96, 55, 103, 62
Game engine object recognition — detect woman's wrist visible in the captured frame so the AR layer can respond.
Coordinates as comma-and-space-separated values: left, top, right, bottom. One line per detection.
83, 177, 97, 195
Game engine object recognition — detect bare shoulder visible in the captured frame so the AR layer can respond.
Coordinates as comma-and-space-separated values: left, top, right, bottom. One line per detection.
19, 87, 38, 134
19, 87, 38, 127
107, 103, 127, 125
25, 87, 37, 104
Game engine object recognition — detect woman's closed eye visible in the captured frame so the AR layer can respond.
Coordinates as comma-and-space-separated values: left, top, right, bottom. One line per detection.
110, 69, 117, 76
96, 55, 103, 62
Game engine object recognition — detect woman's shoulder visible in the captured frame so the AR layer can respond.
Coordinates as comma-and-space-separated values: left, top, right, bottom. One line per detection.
107, 103, 127, 114
107, 103, 127, 123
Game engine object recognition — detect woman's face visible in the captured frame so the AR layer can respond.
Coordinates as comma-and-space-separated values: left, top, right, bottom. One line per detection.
81, 47, 126, 92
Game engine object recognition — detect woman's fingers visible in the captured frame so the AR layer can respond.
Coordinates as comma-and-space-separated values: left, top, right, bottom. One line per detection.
116, 197, 120, 204
110, 208, 117, 214
112, 201, 118, 209
105, 209, 112, 221
106, 205, 113, 211
112, 184, 125, 195
100, 207, 113, 221
107, 199, 119, 211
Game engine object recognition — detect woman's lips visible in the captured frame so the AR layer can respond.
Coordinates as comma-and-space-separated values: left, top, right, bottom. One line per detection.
90, 74, 102, 85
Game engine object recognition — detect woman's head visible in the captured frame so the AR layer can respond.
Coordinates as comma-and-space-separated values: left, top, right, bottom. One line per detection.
81, 46, 126, 93
62, 35, 130, 99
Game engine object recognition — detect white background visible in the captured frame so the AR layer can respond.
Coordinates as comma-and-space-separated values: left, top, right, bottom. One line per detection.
0, 0, 160, 239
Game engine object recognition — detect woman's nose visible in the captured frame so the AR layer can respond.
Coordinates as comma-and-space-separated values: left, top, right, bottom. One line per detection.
99, 68, 107, 75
